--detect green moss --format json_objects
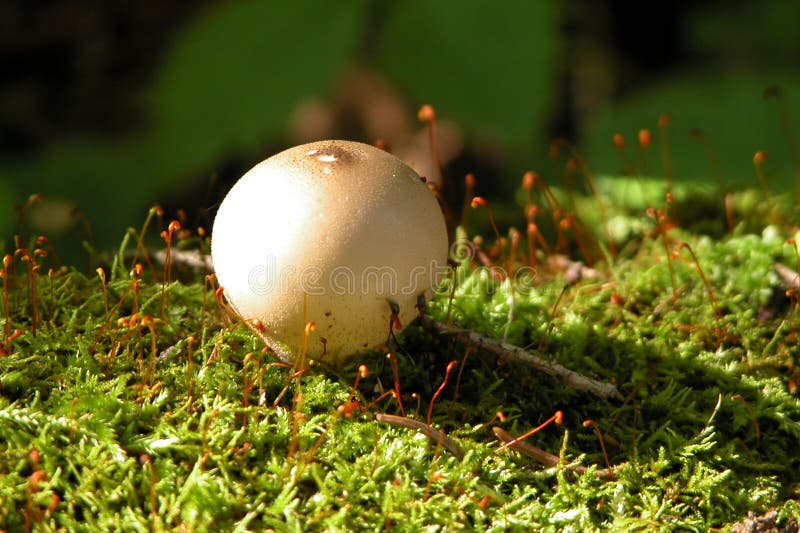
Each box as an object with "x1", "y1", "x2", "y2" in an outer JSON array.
[{"x1": 1, "y1": 186, "x2": 799, "y2": 531}]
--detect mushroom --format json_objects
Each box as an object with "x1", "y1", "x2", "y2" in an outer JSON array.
[{"x1": 211, "y1": 140, "x2": 449, "y2": 368}]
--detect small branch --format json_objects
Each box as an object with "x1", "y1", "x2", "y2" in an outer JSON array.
[
  {"x1": 493, "y1": 427, "x2": 613, "y2": 481},
  {"x1": 152, "y1": 249, "x2": 213, "y2": 272},
  {"x1": 376, "y1": 413, "x2": 464, "y2": 460},
  {"x1": 426, "y1": 319, "x2": 622, "y2": 401},
  {"x1": 775, "y1": 262, "x2": 800, "y2": 290}
]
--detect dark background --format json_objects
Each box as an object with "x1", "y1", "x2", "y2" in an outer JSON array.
[{"x1": 1, "y1": 0, "x2": 798, "y2": 259}]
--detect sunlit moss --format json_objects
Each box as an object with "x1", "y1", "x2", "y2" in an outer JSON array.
[{"x1": 1, "y1": 188, "x2": 799, "y2": 530}]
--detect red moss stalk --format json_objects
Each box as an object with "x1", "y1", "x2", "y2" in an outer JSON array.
[
  {"x1": 387, "y1": 352, "x2": 406, "y2": 416},
  {"x1": 583, "y1": 419, "x2": 614, "y2": 478},
  {"x1": 752, "y1": 151, "x2": 774, "y2": 212},
  {"x1": 500, "y1": 410, "x2": 563, "y2": 449},
  {"x1": 427, "y1": 360, "x2": 458, "y2": 425},
  {"x1": 672, "y1": 241, "x2": 726, "y2": 347},
  {"x1": 731, "y1": 394, "x2": 761, "y2": 447},
  {"x1": 647, "y1": 207, "x2": 678, "y2": 298}
]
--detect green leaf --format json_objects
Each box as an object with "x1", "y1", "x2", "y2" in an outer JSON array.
[
  {"x1": 149, "y1": 0, "x2": 367, "y2": 169},
  {"x1": 580, "y1": 72, "x2": 800, "y2": 190},
  {"x1": 377, "y1": 0, "x2": 561, "y2": 156},
  {"x1": 686, "y1": 0, "x2": 800, "y2": 63},
  {"x1": 0, "y1": 0, "x2": 367, "y2": 254}
]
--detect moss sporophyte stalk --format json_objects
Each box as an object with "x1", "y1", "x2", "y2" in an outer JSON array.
[{"x1": 1, "y1": 103, "x2": 800, "y2": 531}]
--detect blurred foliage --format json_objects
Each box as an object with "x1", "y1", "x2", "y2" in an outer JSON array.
[
  {"x1": 376, "y1": 0, "x2": 559, "y2": 153},
  {"x1": 582, "y1": 0, "x2": 800, "y2": 191},
  {"x1": 2, "y1": 0, "x2": 800, "y2": 258},
  {"x1": 581, "y1": 74, "x2": 800, "y2": 190},
  {"x1": 0, "y1": 0, "x2": 368, "y2": 253},
  {"x1": 148, "y1": 0, "x2": 367, "y2": 174},
  {"x1": 0, "y1": 0, "x2": 561, "y2": 256},
  {"x1": 685, "y1": 0, "x2": 800, "y2": 65}
]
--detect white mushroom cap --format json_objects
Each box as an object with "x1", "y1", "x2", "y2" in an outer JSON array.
[{"x1": 211, "y1": 140, "x2": 449, "y2": 367}]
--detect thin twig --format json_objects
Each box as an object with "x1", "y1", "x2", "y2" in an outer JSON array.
[
  {"x1": 775, "y1": 262, "x2": 800, "y2": 290},
  {"x1": 152, "y1": 249, "x2": 213, "y2": 272},
  {"x1": 492, "y1": 427, "x2": 613, "y2": 481},
  {"x1": 426, "y1": 319, "x2": 623, "y2": 401},
  {"x1": 376, "y1": 413, "x2": 464, "y2": 460}
]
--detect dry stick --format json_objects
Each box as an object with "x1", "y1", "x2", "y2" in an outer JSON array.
[
  {"x1": 492, "y1": 427, "x2": 614, "y2": 481},
  {"x1": 152, "y1": 248, "x2": 213, "y2": 272},
  {"x1": 426, "y1": 319, "x2": 622, "y2": 401},
  {"x1": 775, "y1": 262, "x2": 800, "y2": 290},
  {"x1": 375, "y1": 413, "x2": 464, "y2": 460}
]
